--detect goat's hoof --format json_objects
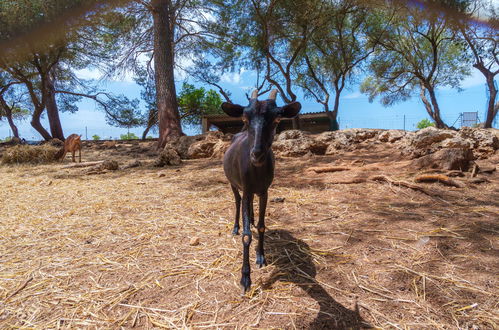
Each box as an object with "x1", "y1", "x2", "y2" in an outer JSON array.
[
  {"x1": 256, "y1": 254, "x2": 267, "y2": 268},
  {"x1": 232, "y1": 228, "x2": 240, "y2": 235},
  {"x1": 240, "y1": 276, "x2": 251, "y2": 293}
]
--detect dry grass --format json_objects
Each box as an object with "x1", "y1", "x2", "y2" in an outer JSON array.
[
  {"x1": 0, "y1": 141, "x2": 497, "y2": 329},
  {"x1": 1, "y1": 144, "x2": 60, "y2": 164}
]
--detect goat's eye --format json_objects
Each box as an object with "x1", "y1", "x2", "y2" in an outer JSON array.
[
  {"x1": 273, "y1": 117, "x2": 281, "y2": 124},
  {"x1": 242, "y1": 117, "x2": 249, "y2": 124}
]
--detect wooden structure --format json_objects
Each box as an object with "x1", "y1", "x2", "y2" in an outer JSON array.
[{"x1": 202, "y1": 112, "x2": 332, "y2": 134}]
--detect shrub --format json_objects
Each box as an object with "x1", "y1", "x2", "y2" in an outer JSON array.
[
  {"x1": 92, "y1": 134, "x2": 101, "y2": 140},
  {"x1": 416, "y1": 119, "x2": 435, "y2": 129},
  {"x1": 120, "y1": 132, "x2": 139, "y2": 140},
  {"x1": 1, "y1": 144, "x2": 60, "y2": 164}
]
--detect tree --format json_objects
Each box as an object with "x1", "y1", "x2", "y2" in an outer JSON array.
[
  {"x1": 177, "y1": 82, "x2": 223, "y2": 126},
  {"x1": 205, "y1": 0, "x2": 330, "y2": 128},
  {"x1": 0, "y1": 73, "x2": 29, "y2": 138},
  {"x1": 100, "y1": 0, "x2": 214, "y2": 148},
  {"x1": 295, "y1": 0, "x2": 386, "y2": 130},
  {"x1": 0, "y1": 0, "x2": 135, "y2": 141},
  {"x1": 361, "y1": 1, "x2": 471, "y2": 128},
  {"x1": 135, "y1": 78, "x2": 223, "y2": 134},
  {"x1": 455, "y1": 0, "x2": 498, "y2": 128}
]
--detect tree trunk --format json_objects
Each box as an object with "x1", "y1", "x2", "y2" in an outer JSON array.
[
  {"x1": 44, "y1": 71, "x2": 65, "y2": 140},
  {"x1": 141, "y1": 108, "x2": 157, "y2": 139},
  {"x1": 151, "y1": 0, "x2": 183, "y2": 149},
  {"x1": 483, "y1": 73, "x2": 498, "y2": 128},
  {"x1": 0, "y1": 97, "x2": 20, "y2": 138},
  {"x1": 31, "y1": 106, "x2": 52, "y2": 141},
  {"x1": 420, "y1": 84, "x2": 448, "y2": 129},
  {"x1": 328, "y1": 91, "x2": 341, "y2": 131}
]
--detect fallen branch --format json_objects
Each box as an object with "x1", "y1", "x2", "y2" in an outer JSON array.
[
  {"x1": 309, "y1": 166, "x2": 351, "y2": 174},
  {"x1": 370, "y1": 175, "x2": 439, "y2": 197},
  {"x1": 62, "y1": 161, "x2": 104, "y2": 169},
  {"x1": 414, "y1": 174, "x2": 465, "y2": 188}
]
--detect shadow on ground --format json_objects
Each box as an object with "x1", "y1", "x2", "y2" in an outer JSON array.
[{"x1": 263, "y1": 229, "x2": 370, "y2": 329}]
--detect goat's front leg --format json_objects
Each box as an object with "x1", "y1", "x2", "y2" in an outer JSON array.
[
  {"x1": 249, "y1": 193, "x2": 255, "y2": 227},
  {"x1": 72, "y1": 150, "x2": 76, "y2": 162},
  {"x1": 256, "y1": 191, "x2": 268, "y2": 268},
  {"x1": 78, "y1": 148, "x2": 81, "y2": 163},
  {"x1": 231, "y1": 185, "x2": 241, "y2": 235},
  {"x1": 240, "y1": 191, "x2": 253, "y2": 292}
]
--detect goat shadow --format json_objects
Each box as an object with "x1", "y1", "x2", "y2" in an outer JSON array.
[{"x1": 262, "y1": 229, "x2": 369, "y2": 329}]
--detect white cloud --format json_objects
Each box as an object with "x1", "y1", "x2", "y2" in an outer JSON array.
[
  {"x1": 221, "y1": 69, "x2": 247, "y2": 85},
  {"x1": 75, "y1": 68, "x2": 103, "y2": 80},
  {"x1": 342, "y1": 91, "x2": 363, "y2": 99}
]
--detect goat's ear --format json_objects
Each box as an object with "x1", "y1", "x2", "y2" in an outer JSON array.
[
  {"x1": 221, "y1": 102, "x2": 244, "y2": 117},
  {"x1": 279, "y1": 102, "x2": 301, "y2": 118}
]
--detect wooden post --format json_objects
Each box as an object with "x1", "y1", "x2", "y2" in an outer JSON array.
[{"x1": 202, "y1": 117, "x2": 210, "y2": 133}]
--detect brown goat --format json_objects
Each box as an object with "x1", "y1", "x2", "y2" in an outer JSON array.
[{"x1": 58, "y1": 134, "x2": 82, "y2": 162}]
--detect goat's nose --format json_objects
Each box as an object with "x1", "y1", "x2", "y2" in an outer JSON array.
[{"x1": 251, "y1": 149, "x2": 265, "y2": 162}]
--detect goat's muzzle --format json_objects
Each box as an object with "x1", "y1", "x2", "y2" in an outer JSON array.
[{"x1": 250, "y1": 149, "x2": 265, "y2": 166}]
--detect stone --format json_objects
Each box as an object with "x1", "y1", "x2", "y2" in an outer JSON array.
[
  {"x1": 189, "y1": 237, "x2": 200, "y2": 246},
  {"x1": 101, "y1": 160, "x2": 119, "y2": 170},
  {"x1": 412, "y1": 148, "x2": 474, "y2": 171},
  {"x1": 211, "y1": 140, "x2": 231, "y2": 159},
  {"x1": 155, "y1": 147, "x2": 182, "y2": 166},
  {"x1": 187, "y1": 139, "x2": 218, "y2": 159}
]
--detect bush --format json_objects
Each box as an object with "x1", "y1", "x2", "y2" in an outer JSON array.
[
  {"x1": 120, "y1": 132, "x2": 139, "y2": 140},
  {"x1": 1, "y1": 144, "x2": 60, "y2": 164},
  {"x1": 92, "y1": 134, "x2": 100, "y2": 140},
  {"x1": 0, "y1": 137, "x2": 12, "y2": 143},
  {"x1": 416, "y1": 119, "x2": 435, "y2": 129}
]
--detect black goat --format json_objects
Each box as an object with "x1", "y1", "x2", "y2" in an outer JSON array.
[{"x1": 221, "y1": 89, "x2": 301, "y2": 293}]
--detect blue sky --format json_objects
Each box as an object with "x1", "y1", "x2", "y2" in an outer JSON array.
[{"x1": 0, "y1": 65, "x2": 496, "y2": 140}]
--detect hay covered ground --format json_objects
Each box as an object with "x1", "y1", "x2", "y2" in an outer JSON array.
[{"x1": 0, "y1": 140, "x2": 498, "y2": 329}]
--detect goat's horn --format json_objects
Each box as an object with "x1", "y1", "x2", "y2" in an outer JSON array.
[
  {"x1": 268, "y1": 89, "x2": 278, "y2": 100},
  {"x1": 251, "y1": 89, "x2": 259, "y2": 99}
]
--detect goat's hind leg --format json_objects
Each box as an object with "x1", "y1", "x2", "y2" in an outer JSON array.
[
  {"x1": 231, "y1": 185, "x2": 241, "y2": 235},
  {"x1": 256, "y1": 191, "x2": 268, "y2": 268}
]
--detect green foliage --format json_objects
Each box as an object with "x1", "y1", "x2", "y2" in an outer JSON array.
[
  {"x1": 178, "y1": 82, "x2": 223, "y2": 126},
  {"x1": 0, "y1": 136, "x2": 12, "y2": 143},
  {"x1": 146, "y1": 136, "x2": 154, "y2": 139},
  {"x1": 360, "y1": 3, "x2": 470, "y2": 106},
  {"x1": 416, "y1": 119, "x2": 436, "y2": 129},
  {"x1": 120, "y1": 132, "x2": 139, "y2": 140},
  {"x1": 92, "y1": 134, "x2": 100, "y2": 140}
]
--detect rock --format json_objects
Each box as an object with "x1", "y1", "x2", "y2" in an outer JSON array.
[
  {"x1": 187, "y1": 139, "x2": 218, "y2": 159},
  {"x1": 211, "y1": 140, "x2": 231, "y2": 159},
  {"x1": 102, "y1": 141, "x2": 117, "y2": 149},
  {"x1": 158, "y1": 172, "x2": 166, "y2": 177},
  {"x1": 205, "y1": 131, "x2": 225, "y2": 140},
  {"x1": 412, "y1": 148, "x2": 474, "y2": 171},
  {"x1": 123, "y1": 160, "x2": 142, "y2": 169},
  {"x1": 189, "y1": 237, "x2": 200, "y2": 246},
  {"x1": 271, "y1": 197, "x2": 285, "y2": 203},
  {"x1": 155, "y1": 147, "x2": 182, "y2": 166},
  {"x1": 440, "y1": 137, "x2": 474, "y2": 149},
  {"x1": 410, "y1": 127, "x2": 456, "y2": 148},
  {"x1": 458, "y1": 127, "x2": 499, "y2": 157},
  {"x1": 273, "y1": 130, "x2": 327, "y2": 156},
  {"x1": 101, "y1": 160, "x2": 119, "y2": 171},
  {"x1": 378, "y1": 130, "x2": 406, "y2": 143}
]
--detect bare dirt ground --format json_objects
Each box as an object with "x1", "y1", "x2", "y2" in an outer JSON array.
[{"x1": 0, "y1": 140, "x2": 498, "y2": 329}]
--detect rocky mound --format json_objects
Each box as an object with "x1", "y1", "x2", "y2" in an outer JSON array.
[{"x1": 160, "y1": 127, "x2": 498, "y2": 171}]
